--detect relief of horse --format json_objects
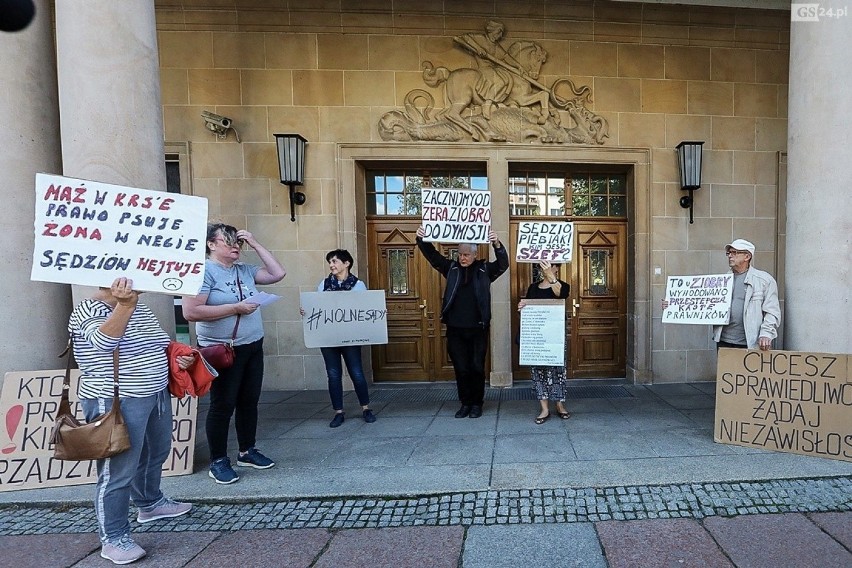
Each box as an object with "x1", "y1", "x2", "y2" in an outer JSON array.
[{"x1": 422, "y1": 41, "x2": 549, "y2": 140}]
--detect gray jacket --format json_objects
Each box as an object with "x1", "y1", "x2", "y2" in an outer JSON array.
[{"x1": 713, "y1": 266, "x2": 781, "y2": 348}]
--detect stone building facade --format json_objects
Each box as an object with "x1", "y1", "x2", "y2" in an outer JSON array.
[{"x1": 2, "y1": 0, "x2": 849, "y2": 389}]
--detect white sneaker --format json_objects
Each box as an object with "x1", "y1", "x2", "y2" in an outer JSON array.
[
  {"x1": 137, "y1": 497, "x2": 192, "y2": 523},
  {"x1": 101, "y1": 534, "x2": 146, "y2": 565}
]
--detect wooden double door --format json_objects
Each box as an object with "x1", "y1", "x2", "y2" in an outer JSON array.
[
  {"x1": 510, "y1": 220, "x2": 627, "y2": 378},
  {"x1": 367, "y1": 218, "x2": 627, "y2": 381}
]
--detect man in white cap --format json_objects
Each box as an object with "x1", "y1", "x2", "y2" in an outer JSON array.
[{"x1": 713, "y1": 238, "x2": 781, "y2": 351}]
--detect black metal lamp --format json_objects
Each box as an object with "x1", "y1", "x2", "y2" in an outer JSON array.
[
  {"x1": 274, "y1": 133, "x2": 307, "y2": 222},
  {"x1": 676, "y1": 141, "x2": 704, "y2": 224}
]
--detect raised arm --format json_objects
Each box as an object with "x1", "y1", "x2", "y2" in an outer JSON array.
[{"x1": 239, "y1": 230, "x2": 286, "y2": 284}]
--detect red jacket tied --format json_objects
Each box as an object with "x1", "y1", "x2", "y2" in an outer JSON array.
[{"x1": 167, "y1": 341, "x2": 217, "y2": 398}]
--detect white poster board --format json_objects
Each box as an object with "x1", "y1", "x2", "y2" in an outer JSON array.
[
  {"x1": 301, "y1": 290, "x2": 389, "y2": 348},
  {"x1": 31, "y1": 173, "x2": 209, "y2": 295},
  {"x1": 715, "y1": 348, "x2": 851, "y2": 463},
  {"x1": 515, "y1": 221, "x2": 574, "y2": 263},
  {"x1": 0, "y1": 369, "x2": 196, "y2": 491},
  {"x1": 519, "y1": 299, "x2": 566, "y2": 367},
  {"x1": 662, "y1": 273, "x2": 733, "y2": 325},
  {"x1": 420, "y1": 188, "x2": 491, "y2": 243}
]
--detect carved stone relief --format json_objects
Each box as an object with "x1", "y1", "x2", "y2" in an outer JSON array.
[{"x1": 378, "y1": 20, "x2": 609, "y2": 145}]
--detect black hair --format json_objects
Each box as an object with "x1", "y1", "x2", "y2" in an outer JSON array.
[
  {"x1": 205, "y1": 222, "x2": 242, "y2": 255},
  {"x1": 326, "y1": 248, "x2": 354, "y2": 269}
]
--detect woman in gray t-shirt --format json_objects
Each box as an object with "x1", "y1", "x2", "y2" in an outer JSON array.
[{"x1": 182, "y1": 223, "x2": 286, "y2": 484}]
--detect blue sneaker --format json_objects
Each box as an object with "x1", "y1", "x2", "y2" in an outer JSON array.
[
  {"x1": 209, "y1": 457, "x2": 240, "y2": 484},
  {"x1": 236, "y1": 447, "x2": 275, "y2": 469}
]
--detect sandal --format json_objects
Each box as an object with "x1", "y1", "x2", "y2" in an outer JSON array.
[
  {"x1": 556, "y1": 409, "x2": 571, "y2": 420},
  {"x1": 534, "y1": 413, "x2": 551, "y2": 425}
]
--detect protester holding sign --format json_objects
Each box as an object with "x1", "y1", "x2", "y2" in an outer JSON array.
[
  {"x1": 416, "y1": 225, "x2": 509, "y2": 419},
  {"x1": 714, "y1": 238, "x2": 781, "y2": 351},
  {"x1": 301, "y1": 249, "x2": 377, "y2": 428},
  {"x1": 518, "y1": 261, "x2": 571, "y2": 423},
  {"x1": 182, "y1": 223, "x2": 286, "y2": 485},
  {"x1": 68, "y1": 277, "x2": 192, "y2": 565}
]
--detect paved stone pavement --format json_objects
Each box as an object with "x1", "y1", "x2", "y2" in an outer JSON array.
[{"x1": 0, "y1": 383, "x2": 850, "y2": 566}]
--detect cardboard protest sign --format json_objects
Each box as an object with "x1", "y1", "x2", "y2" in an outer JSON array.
[
  {"x1": 662, "y1": 274, "x2": 733, "y2": 325},
  {"x1": 516, "y1": 221, "x2": 574, "y2": 263},
  {"x1": 420, "y1": 188, "x2": 491, "y2": 243},
  {"x1": 0, "y1": 370, "x2": 197, "y2": 491},
  {"x1": 519, "y1": 299, "x2": 566, "y2": 367},
  {"x1": 31, "y1": 173, "x2": 208, "y2": 295},
  {"x1": 714, "y1": 348, "x2": 852, "y2": 463},
  {"x1": 301, "y1": 290, "x2": 388, "y2": 348}
]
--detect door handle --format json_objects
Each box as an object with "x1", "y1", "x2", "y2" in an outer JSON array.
[
  {"x1": 419, "y1": 302, "x2": 427, "y2": 311},
  {"x1": 572, "y1": 300, "x2": 580, "y2": 317}
]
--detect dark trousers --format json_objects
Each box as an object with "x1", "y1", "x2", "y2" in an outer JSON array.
[
  {"x1": 717, "y1": 341, "x2": 748, "y2": 350},
  {"x1": 320, "y1": 345, "x2": 371, "y2": 411},
  {"x1": 206, "y1": 338, "x2": 264, "y2": 460},
  {"x1": 446, "y1": 326, "x2": 489, "y2": 406}
]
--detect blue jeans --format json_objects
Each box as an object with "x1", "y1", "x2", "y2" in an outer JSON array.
[
  {"x1": 320, "y1": 346, "x2": 370, "y2": 411},
  {"x1": 206, "y1": 338, "x2": 265, "y2": 461},
  {"x1": 81, "y1": 388, "x2": 172, "y2": 543}
]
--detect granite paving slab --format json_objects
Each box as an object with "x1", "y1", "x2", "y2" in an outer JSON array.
[
  {"x1": 0, "y1": 533, "x2": 99, "y2": 568},
  {"x1": 492, "y1": 432, "x2": 578, "y2": 463},
  {"x1": 704, "y1": 513, "x2": 852, "y2": 568},
  {"x1": 646, "y1": 427, "x2": 740, "y2": 457},
  {"x1": 405, "y1": 435, "x2": 495, "y2": 466},
  {"x1": 568, "y1": 430, "x2": 660, "y2": 460},
  {"x1": 809, "y1": 512, "x2": 852, "y2": 550},
  {"x1": 596, "y1": 518, "x2": 732, "y2": 567},
  {"x1": 313, "y1": 526, "x2": 464, "y2": 568},
  {"x1": 184, "y1": 529, "x2": 329, "y2": 568},
  {"x1": 320, "y1": 436, "x2": 421, "y2": 467},
  {"x1": 462, "y1": 523, "x2": 606, "y2": 568},
  {"x1": 620, "y1": 409, "x2": 698, "y2": 430}
]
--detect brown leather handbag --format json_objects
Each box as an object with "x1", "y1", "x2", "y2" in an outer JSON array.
[{"x1": 50, "y1": 341, "x2": 131, "y2": 461}]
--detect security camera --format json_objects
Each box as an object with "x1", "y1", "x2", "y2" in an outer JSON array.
[{"x1": 202, "y1": 110, "x2": 232, "y2": 130}]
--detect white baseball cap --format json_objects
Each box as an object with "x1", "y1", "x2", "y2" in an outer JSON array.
[{"x1": 725, "y1": 239, "x2": 755, "y2": 256}]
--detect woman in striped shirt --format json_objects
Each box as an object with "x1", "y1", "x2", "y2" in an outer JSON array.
[{"x1": 69, "y1": 277, "x2": 192, "y2": 565}]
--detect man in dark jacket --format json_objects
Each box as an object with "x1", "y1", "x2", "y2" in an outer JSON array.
[{"x1": 416, "y1": 226, "x2": 510, "y2": 418}]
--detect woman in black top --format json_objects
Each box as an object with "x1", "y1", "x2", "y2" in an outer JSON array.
[{"x1": 518, "y1": 261, "x2": 571, "y2": 424}]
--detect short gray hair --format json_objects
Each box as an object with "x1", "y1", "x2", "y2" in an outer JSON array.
[{"x1": 457, "y1": 243, "x2": 478, "y2": 254}]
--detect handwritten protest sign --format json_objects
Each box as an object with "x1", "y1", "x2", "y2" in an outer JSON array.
[
  {"x1": 516, "y1": 221, "x2": 574, "y2": 263},
  {"x1": 31, "y1": 173, "x2": 208, "y2": 295},
  {"x1": 662, "y1": 274, "x2": 733, "y2": 325},
  {"x1": 519, "y1": 299, "x2": 566, "y2": 367},
  {"x1": 421, "y1": 188, "x2": 491, "y2": 243},
  {"x1": 0, "y1": 370, "x2": 196, "y2": 491},
  {"x1": 715, "y1": 349, "x2": 851, "y2": 463},
  {"x1": 301, "y1": 290, "x2": 388, "y2": 348}
]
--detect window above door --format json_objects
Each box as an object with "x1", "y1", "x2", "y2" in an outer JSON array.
[
  {"x1": 367, "y1": 167, "x2": 487, "y2": 216},
  {"x1": 509, "y1": 167, "x2": 628, "y2": 218}
]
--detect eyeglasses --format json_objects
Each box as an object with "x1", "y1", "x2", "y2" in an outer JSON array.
[
  {"x1": 214, "y1": 237, "x2": 243, "y2": 248},
  {"x1": 726, "y1": 249, "x2": 748, "y2": 256}
]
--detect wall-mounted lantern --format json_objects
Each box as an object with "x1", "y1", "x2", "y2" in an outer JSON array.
[
  {"x1": 676, "y1": 141, "x2": 704, "y2": 224},
  {"x1": 274, "y1": 133, "x2": 307, "y2": 222}
]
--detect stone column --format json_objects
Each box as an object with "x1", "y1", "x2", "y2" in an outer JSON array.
[
  {"x1": 785, "y1": 4, "x2": 852, "y2": 353},
  {"x1": 0, "y1": 0, "x2": 71, "y2": 374},
  {"x1": 54, "y1": 0, "x2": 174, "y2": 331}
]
